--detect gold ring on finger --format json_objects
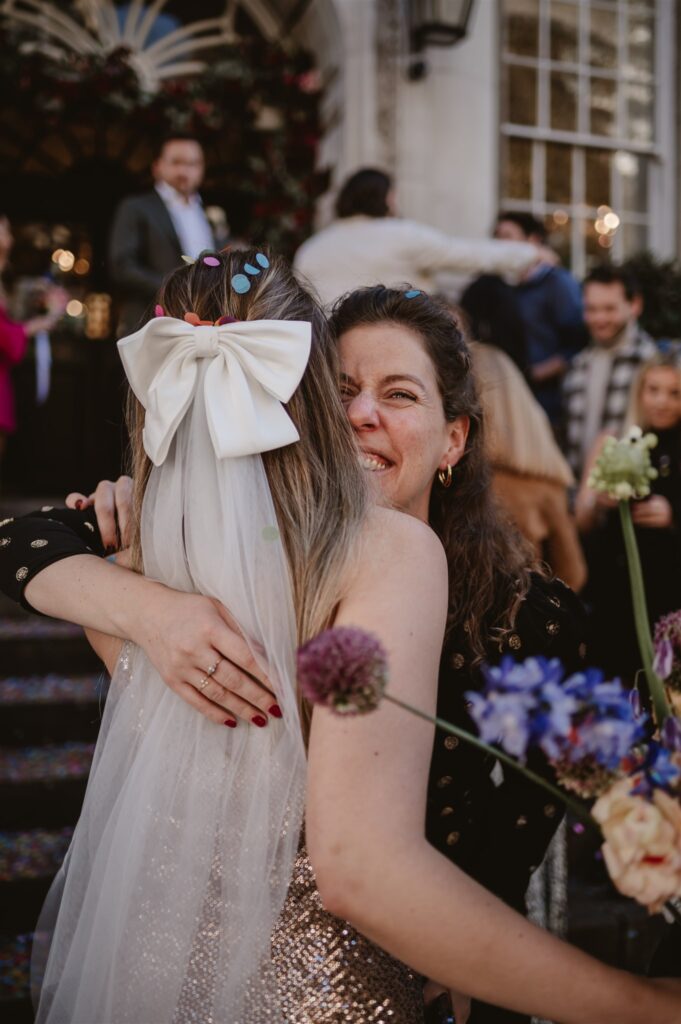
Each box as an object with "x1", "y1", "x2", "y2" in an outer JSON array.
[
  {"x1": 205, "y1": 658, "x2": 222, "y2": 678},
  {"x1": 198, "y1": 674, "x2": 212, "y2": 691}
]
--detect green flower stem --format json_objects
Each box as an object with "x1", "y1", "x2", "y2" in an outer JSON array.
[
  {"x1": 618, "y1": 501, "x2": 672, "y2": 726},
  {"x1": 384, "y1": 693, "x2": 594, "y2": 825}
]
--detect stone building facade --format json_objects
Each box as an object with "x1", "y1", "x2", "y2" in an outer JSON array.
[{"x1": 276, "y1": 0, "x2": 678, "y2": 274}]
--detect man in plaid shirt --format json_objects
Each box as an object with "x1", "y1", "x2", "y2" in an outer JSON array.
[{"x1": 562, "y1": 266, "x2": 656, "y2": 479}]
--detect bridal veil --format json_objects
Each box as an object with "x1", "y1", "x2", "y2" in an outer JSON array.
[{"x1": 32, "y1": 317, "x2": 311, "y2": 1022}]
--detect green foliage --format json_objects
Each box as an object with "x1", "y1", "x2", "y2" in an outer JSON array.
[
  {"x1": 0, "y1": 27, "x2": 324, "y2": 254},
  {"x1": 622, "y1": 251, "x2": 681, "y2": 341}
]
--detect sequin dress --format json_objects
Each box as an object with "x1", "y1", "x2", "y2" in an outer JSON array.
[
  {"x1": 168, "y1": 818, "x2": 425, "y2": 1023},
  {"x1": 268, "y1": 847, "x2": 425, "y2": 1024}
]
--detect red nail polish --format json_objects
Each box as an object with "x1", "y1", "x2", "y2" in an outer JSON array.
[
  {"x1": 252, "y1": 715, "x2": 267, "y2": 728},
  {"x1": 224, "y1": 718, "x2": 237, "y2": 728},
  {"x1": 75, "y1": 499, "x2": 83, "y2": 510},
  {"x1": 268, "y1": 704, "x2": 283, "y2": 719}
]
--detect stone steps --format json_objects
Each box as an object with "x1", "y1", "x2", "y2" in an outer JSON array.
[
  {"x1": 0, "y1": 677, "x2": 106, "y2": 748},
  {"x1": 0, "y1": 828, "x2": 73, "y2": 940},
  {"x1": 0, "y1": 607, "x2": 102, "y2": 1017},
  {"x1": 0, "y1": 619, "x2": 101, "y2": 677}
]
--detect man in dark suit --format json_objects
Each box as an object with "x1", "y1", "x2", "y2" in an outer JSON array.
[{"x1": 109, "y1": 135, "x2": 216, "y2": 335}]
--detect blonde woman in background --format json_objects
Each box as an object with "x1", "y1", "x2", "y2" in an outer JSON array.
[
  {"x1": 467, "y1": 331, "x2": 586, "y2": 593},
  {"x1": 576, "y1": 348, "x2": 681, "y2": 681}
]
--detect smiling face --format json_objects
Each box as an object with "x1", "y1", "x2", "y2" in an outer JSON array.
[
  {"x1": 583, "y1": 281, "x2": 643, "y2": 347},
  {"x1": 639, "y1": 365, "x2": 681, "y2": 432},
  {"x1": 338, "y1": 322, "x2": 469, "y2": 522}
]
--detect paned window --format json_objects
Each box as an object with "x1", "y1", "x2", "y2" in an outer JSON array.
[{"x1": 499, "y1": 0, "x2": 673, "y2": 276}]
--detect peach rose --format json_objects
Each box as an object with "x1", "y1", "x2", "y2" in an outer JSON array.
[{"x1": 593, "y1": 775, "x2": 681, "y2": 913}]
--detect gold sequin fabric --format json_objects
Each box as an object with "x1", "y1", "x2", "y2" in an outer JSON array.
[{"x1": 268, "y1": 847, "x2": 425, "y2": 1023}]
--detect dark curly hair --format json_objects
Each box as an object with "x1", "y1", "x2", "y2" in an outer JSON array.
[{"x1": 329, "y1": 285, "x2": 535, "y2": 663}]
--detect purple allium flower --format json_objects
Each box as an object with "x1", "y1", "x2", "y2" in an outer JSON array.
[
  {"x1": 653, "y1": 610, "x2": 681, "y2": 692},
  {"x1": 297, "y1": 626, "x2": 388, "y2": 715}
]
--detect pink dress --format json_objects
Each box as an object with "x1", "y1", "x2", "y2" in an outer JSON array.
[{"x1": 0, "y1": 306, "x2": 28, "y2": 433}]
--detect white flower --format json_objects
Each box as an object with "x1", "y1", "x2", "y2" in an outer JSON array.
[
  {"x1": 588, "y1": 429, "x2": 659, "y2": 502},
  {"x1": 593, "y1": 776, "x2": 681, "y2": 913}
]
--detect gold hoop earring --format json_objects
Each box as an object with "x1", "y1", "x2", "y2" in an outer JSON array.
[{"x1": 438, "y1": 465, "x2": 453, "y2": 489}]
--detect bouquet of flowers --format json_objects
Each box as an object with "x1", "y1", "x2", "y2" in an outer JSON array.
[{"x1": 297, "y1": 426, "x2": 681, "y2": 920}]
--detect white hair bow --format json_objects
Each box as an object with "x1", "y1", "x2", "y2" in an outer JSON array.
[{"x1": 117, "y1": 317, "x2": 312, "y2": 465}]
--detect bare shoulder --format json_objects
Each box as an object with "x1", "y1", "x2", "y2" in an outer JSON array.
[
  {"x1": 369, "y1": 503, "x2": 443, "y2": 547},
  {"x1": 356, "y1": 506, "x2": 447, "y2": 586},
  {"x1": 334, "y1": 505, "x2": 449, "y2": 695}
]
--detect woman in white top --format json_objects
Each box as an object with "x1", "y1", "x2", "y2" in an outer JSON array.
[{"x1": 294, "y1": 168, "x2": 542, "y2": 306}]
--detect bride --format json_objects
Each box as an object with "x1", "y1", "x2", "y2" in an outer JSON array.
[{"x1": 2, "y1": 250, "x2": 679, "y2": 1023}]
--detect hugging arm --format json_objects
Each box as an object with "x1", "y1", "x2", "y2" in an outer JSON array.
[
  {"x1": 307, "y1": 508, "x2": 680, "y2": 1024},
  {"x1": 0, "y1": 508, "x2": 280, "y2": 726}
]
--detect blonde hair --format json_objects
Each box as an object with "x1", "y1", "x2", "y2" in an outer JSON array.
[
  {"x1": 470, "y1": 342, "x2": 574, "y2": 488},
  {"x1": 126, "y1": 249, "x2": 369, "y2": 645},
  {"x1": 624, "y1": 349, "x2": 681, "y2": 432}
]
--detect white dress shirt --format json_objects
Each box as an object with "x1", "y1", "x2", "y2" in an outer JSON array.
[
  {"x1": 293, "y1": 215, "x2": 536, "y2": 307},
  {"x1": 156, "y1": 181, "x2": 214, "y2": 258}
]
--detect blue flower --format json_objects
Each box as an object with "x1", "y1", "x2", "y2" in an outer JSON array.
[
  {"x1": 468, "y1": 656, "x2": 649, "y2": 774},
  {"x1": 481, "y1": 656, "x2": 564, "y2": 695},
  {"x1": 534, "y1": 681, "x2": 579, "y2": 758},
  {"x1": 569, "y1": 716, "x2": 644, "y2": 771},
  {"x1": 468, "y1": 657, "x2": 577, "y2": 762},
  {"x1": 630, "y1": 741, "x2": 681, "y2": 797},
  {"x1": 562, "y1": 667, "x2": 606, "y2": 701},
  {"x1": 466, "y1": 690, "x2": 534, "y2": 759}
]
